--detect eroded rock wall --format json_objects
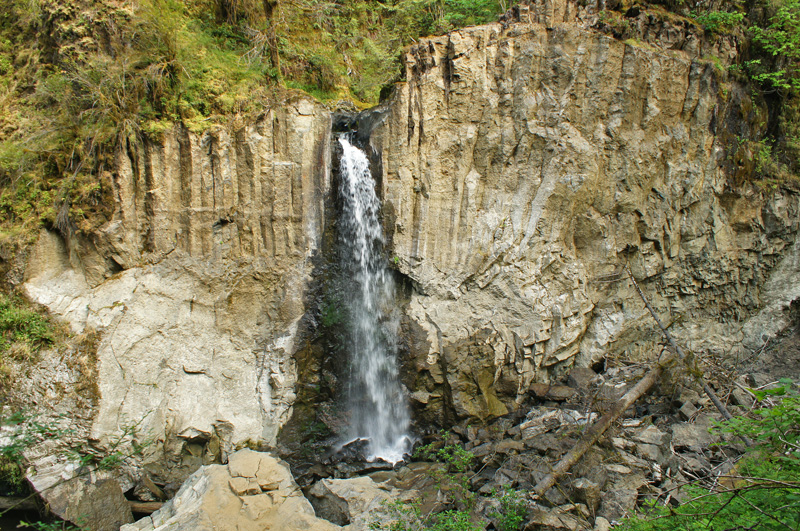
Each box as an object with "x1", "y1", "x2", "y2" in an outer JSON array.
[
  {"x1": 17, "y1": 0, "x2": 800, "y2": 488},
  {"x1": 370, "y1": 1, "x2": 800, "y2": 421},
  {"x1": 22, "y1": 99, "x2": 331, "y2": 482}
]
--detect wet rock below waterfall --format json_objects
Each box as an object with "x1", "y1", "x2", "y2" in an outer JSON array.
[
  {"x1": 118, "y1": 365, "x2": 757, "y2": 531},
  {"x1": 308, "y1": 476, "x2": 416, "y2": 528}
]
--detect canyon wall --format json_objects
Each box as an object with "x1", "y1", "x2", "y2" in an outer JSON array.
[
  {"x1": 22, "y1": 99, "x2": 331, "y2": 482},
  {"x1": 17, "y1": 0, "x2": 800, "y2": 488},
  {"x1": 370, "y1": 1, "x2": 800, "y2": 421}
]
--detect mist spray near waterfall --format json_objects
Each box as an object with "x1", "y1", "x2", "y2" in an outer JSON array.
[{"x1": 337, "y1": 135, "x2": 410, "y2": 463}]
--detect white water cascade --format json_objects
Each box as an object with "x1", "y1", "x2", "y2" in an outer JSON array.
[{"x1": 337, "y1": 135, "x2": 410, "y2": 463}]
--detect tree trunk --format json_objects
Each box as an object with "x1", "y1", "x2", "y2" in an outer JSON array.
[
  {"x1": 263, "y1": 0, "x2": 281, "y2": 76},
  {"x1": 533, "y1": 354, "x2": 674, "y2": 497}
]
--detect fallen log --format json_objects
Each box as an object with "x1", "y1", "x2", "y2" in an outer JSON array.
[
  {"x1": 533, "y1": 352, "x2": 675, "y2": 497},
  {"x1": 0, "y1": 496, "x2": 38, "y2": 511},
  {"x1": 129, "y1": 501, "x2": 163, "y2": 514}
]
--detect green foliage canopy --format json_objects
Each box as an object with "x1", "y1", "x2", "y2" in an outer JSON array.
[{"x1": 750, "y1": 0, "x2": 800, "y2": 94}]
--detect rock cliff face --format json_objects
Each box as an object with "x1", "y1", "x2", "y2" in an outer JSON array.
[
  {"x1": 18, "y1": 0, "x2": 800, "y2": 491},
  {"x1": 368, "y1": 1, "x2": 800, "y2": 421},
  {"x1": 22, "y1": 100, "x2": 331, "y2": 483}
]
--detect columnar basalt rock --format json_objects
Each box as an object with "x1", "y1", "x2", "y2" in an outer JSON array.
[
  {"x1": 22, "y1": 100, "x2": 332, "y2": 487},
  {"x1": 369, "y1": 1, "x2": 800, "y2": 421},
  {"x1": 16, "y1": 1, "x2": 800, "y2": 512}
]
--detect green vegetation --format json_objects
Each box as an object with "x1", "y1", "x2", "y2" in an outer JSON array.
[
  {"x1": 0, "y1": 294, "x2": 54, "y2": 354},
  {"x1": 0, "y1": 411, "x2": 70, "y2": 463},
  {"x1": 0, "y1": 293, "x2": 55, "y2": 385},
  {"x1": 71, "y1": 418, "x2": 150, "y2": 470},
  {"x1": 748, "y1": 0, "x2": 800, "y2": 93},
  {"x1": 598, "y1": 9, "x2": 635, "y2": 39},
  {"x1": 414, "y1": 432, "x2": 478, "y2": 511},
  {"x1": 373, "y1": 433, "x2": 527, "y2": 531},
  {"x1": 0, "y1": 294, "x2": 58, "y2": 498},
  {"x1": 742, "y1": 0, "x2": 800, "y2": 183},
  {"x1": 375, "y1": 500, "x2": 482, "y2": 531},
  {"x1": 676, "y1": 0, "x2": 799, "y2": 185},
  {"x1": 488, "y1": 486, "x2": 528, "y2": 531},
  {"x1": 619, "y1": 379, "x2": 800, "y2": 531},
  {"x1": 0, "y1": 0, "x2": 798, "y2": 247},
  {"x1": 690, "y1": 9, "x2": 745, "y2": 34},
  {"x1": 18, "y1": 521, "x2": 85, "y2": 531},
  {"x1": 0, "y1": 411, "x2": 69, "y2": 501},
  {"x1": 0, "y1": 0, "x2": 509, "y2": 248}
]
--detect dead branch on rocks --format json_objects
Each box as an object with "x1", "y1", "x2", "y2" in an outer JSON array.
[
  {"x1": 625, "y1": 267, "x2": 735, "y2": 421},
  {"x1": 129, "y1": 501, "x2": 163, "y2": 514},
  {"x1": 533, "y1": 351, "x2": 676, "y2": 497},
  {"x1": 533, "y1": 265, "x2": 755, "y2": 498},
  {"x1": 624, "y1": 266, "x2": 753, "y2": 447},
  {"x1": 0, "y1": 496, "x2": 37, "y2": 511}
]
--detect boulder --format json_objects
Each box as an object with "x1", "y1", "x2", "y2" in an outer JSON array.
[
  {"x1": 524, "y1": 506, "x2": 586, "y2": 530},
  {"x1": 598, "y1": 489, "x2": 638, "y2": 522},
  {"x1": 25, "y1": 454, "x2": 134, "y2": 531},
  {"x1": 633, "y1": 425, "x2": 671, "y2": 447},
  {"x1": 529, "y1": 384, "x2": 577, "y2": 401},
  {"x1": 678, "y1": 401, "x2": 698, "y2": 421},
  {"x1": 593, "y1": 516, "x2": 612, "y2": 531},
  {"x1": 571, "y1": 478, "x2": 602, "y2": 512},
  {"x1": 308, "y1": 476, "x2": 407, "y2": 529},
  {"x1": 566, "y1": 368, "x2": 598, "y2": 390},
  {"x1": 71, "y1": 479, "x2": 134, "y2": 531},
  {"x1": 121, "y1": 449, "x2": 339, "y2": 531},
  {"x1": 495, "y1": 439, "x2": 525, "y2": 454},
  {"x1": 671, "y1": 423, "x2": 715, "y2": 450},
  {"x1": 634, "y1": 443, "x2": 663, "y2": 463}
]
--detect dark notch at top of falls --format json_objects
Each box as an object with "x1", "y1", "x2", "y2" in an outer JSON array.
[
  {"x1": 332, "y1": 104, "x2": 389, "y2": 150},
  {"x1": 331, "y1": 105, "x2": 390, "y2": 211}
]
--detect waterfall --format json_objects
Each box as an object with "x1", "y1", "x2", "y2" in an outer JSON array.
[{"x1": 337, "y1": 135, "x2": 410, "y2": 463}]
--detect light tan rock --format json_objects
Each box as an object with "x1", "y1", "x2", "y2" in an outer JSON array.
[
  {"x1": 308, "y1": 476, "x2": 408, "y2": 530},
  {"x1": 22, "y1": 100, "x2": 332, "y2": 485},
  {"x1": 121, "y1": 450, "x2": 340, "y2": 531},
  {"x1": 371, "y1": 0, "x2": 800, "y2": 421}
]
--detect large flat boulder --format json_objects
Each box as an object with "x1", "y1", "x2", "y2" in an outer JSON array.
[{"x1": 121, "y1": 449, "x2": 339, "y2": 531}]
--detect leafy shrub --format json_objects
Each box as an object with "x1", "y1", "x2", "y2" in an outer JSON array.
[
  {"x1": 691, "y1": 10, "x2": 745, "y2": 34},
  {"x1": 414, "y1": 433, "x2": 476, "y2": 510},
  {"x1": 0, "y1": 294, "x2": 53, "y2": 356},
  {"x1": 371, "y1": 433, "x2": 481, "y2": 531},
  {"x1": 415, "y1": 434, "x2": 475, "y2": 474},
  {"x1": 0, "y1": 454, "x2": 26, "y2": 496},
  {"x1": 618, "y1": 380, "x2": 800, "y2": 530},
  {"x1": 372, "y1": 500, "x2": 481, "y2": 531},
  {"x1": 598, "y1": 10, "x2": 635, "y2": 39},
  {"x1": 443, "y1": 0, "x2": 507, "y2": 28},
  {"x1": 489, "y1": 486, "x2": 528, "y2": 531},
  {"x1": 749, "y1": 0, "x2": 800, "y2": 94}
]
